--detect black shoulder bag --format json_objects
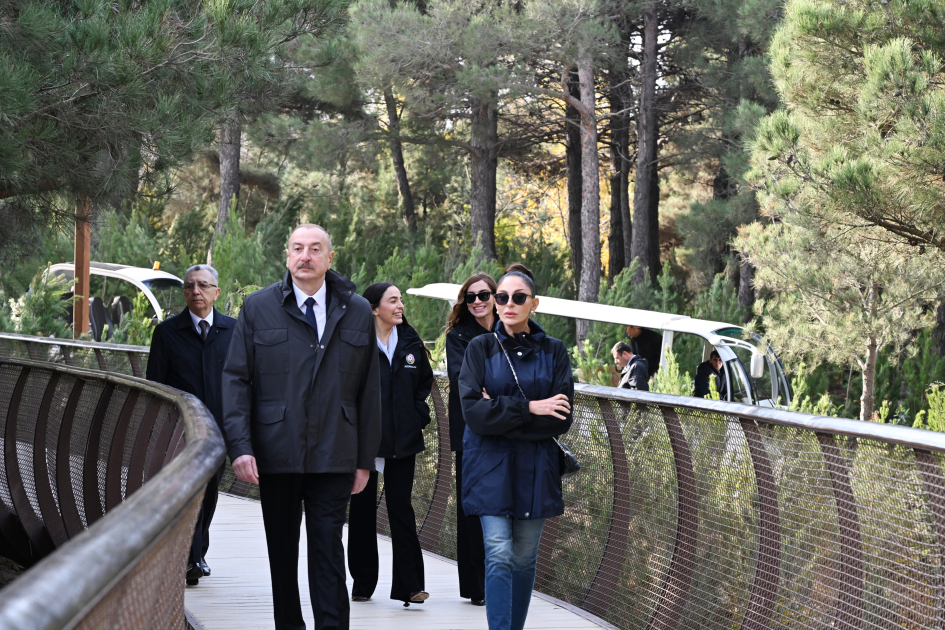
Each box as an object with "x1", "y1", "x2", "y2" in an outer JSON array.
[{"x1": 493, "y1": 333, "x2": 581, "y2": 479}]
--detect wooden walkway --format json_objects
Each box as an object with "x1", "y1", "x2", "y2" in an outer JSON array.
[{"x1": 185, "y1": 494, "x2": 607, "y2": 630}]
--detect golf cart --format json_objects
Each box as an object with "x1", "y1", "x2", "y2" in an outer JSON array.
[
  {"x1": 407, "y1": 283, "x2": 792, "y2": 408},
  {"x1": 48, "y1": 262, "x2": 184, "y2": 341}
]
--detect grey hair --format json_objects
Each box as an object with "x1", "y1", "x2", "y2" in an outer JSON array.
[
  {"x1": 287, "y1": 223, "x2": 332, "y2": 251},
  {"x1": 184, "y1": 264, "x2": 219, "y2": 285}
]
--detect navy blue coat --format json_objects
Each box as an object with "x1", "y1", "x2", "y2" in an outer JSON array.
[
  {"x1": 458, "y1": 320, "x2": 574, "y2": 520},
  {"x1": 146, "y1": 307, "x2": 236, "y2": 436}
]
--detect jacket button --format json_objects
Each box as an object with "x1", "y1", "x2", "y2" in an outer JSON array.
[
  {"x1": 320, "y1": 345, "x2": 324, "y2": 349},
  {"x1": 342, "y1": 304, "x2": 346, "y2": 309},
  {"x1": 517, "y1": 351, "x2": 522, "y2": 356},
  {"x1": 310, "y1": 345, "x2": 314, "y2": 348},
  {"x1": 524, "y1": 511, "x2": 530, "y2": 517}
]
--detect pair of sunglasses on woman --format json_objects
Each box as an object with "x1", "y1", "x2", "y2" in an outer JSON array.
[{"x1": 465, "y1": 291, "x2": 532, "y2": 306}]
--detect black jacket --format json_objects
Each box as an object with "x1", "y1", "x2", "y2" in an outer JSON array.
[
  {"x1": 458, "y1": 320, "x2": 574, "y2": 519},
  {"x1": 630, "y1": 327, "x2": 663, "y2": 377},
  {"x1": 694, "y1": 360, "x2": 726, "y2": 398},
  {"x1": 377, "y1": 323, "x2": 434, "y2": 459},
  {"x1": 445, "y1": 316, "x2": 493, "y2": 451},
  {"x1": 222, "y1": 270, "x2": 382, "y2": 474},
  {"x1": 617, "y1": 355, "x2": 649, "y2": 391},
  {"x1": 147, "y1": 307, "x2": 236, "y2": 434}
]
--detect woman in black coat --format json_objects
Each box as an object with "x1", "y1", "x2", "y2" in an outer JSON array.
[
  {"x1": 445, "y1": 271, "x2": 497, "y2": 606},
  {"x1": 347, "y1": 282, "x2": 434, "y2": 605}
]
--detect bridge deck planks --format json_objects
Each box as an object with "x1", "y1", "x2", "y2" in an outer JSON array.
[{"x1": 185, "y1": 494, "x2": 605, "y2": 630}]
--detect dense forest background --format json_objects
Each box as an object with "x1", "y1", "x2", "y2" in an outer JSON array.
[{"x1": 2, "y1": 0, "x2": 945, "y2": 424}]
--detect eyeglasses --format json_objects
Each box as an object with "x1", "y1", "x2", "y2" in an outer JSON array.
[
  {"x1": 183, "y1": 281, "x2": 218, "y2": 292},
  {"x1": 464, "y1": 290, "x2": 494, "y2": 304},
  {"x1": 494, "y1": 292, "x2": 532, "y2": 306}
]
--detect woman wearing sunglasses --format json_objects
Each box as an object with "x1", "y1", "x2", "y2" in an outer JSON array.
[
  {"x1": 347, "y1": 282, "x2": 433, "y2": 606},
  {"x1": 458, "y1": 265, "x2": 574, "y2": 630},
  {"x1": 445, "y1": 272, "x2": 498, "y2": 606}
]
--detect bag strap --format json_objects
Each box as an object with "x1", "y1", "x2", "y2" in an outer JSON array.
[{"x1": 493, "y1": 332, "x2": 568, "y2": 452}]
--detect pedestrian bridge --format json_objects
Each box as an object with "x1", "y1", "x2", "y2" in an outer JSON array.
[{"x1": 2, "y1": 332, "x2": 945, "y2": 630}]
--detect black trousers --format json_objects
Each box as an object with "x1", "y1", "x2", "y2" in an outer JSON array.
[
  {"x1": 347, "y1": 455, "x2": 425, "y2": 601},
  {"x1": 189, "y1": 462, "x2": 226, "y2": 566},
  {"x1": 455, "y1": 454, "x2": 485, "y2": 600},
  {"x1": 259, "y1": 472, "x2": 354, "y2": 630}
]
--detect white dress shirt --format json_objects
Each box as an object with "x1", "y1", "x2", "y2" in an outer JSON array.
[
  {"x1": 292, "y1": 280, "x2": 327, "y2": 341},
  {"x1": 189, "y1": 308, "x2": 214, "y2": 335},
  {"x1": 376, "y1": 326, "x2": 398, "y2": 365}
]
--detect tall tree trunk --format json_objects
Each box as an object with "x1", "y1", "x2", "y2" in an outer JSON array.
[
  {"x1": 384, "y1": 88, "x2": 417, "y2": 234},
  {"x1": 566, "y1": 70, "x2": 583, "y2": 287},
  {"x1": 608, "y1": 72, "x2": 631, "y2": 280},
  {"x1": 210, "y1": 113, "x2": 241, "y2": 264},
  {"x1": 860, "y1": 282, "x2": 880, "y2": 421},
  {"x1": 861, "y1": 334, "x2": 878, "y2": 422},
  {"x1": 575, "y1": 57, "x2": 601, "y2": 347},
  {"x1": 469, "y1": 98, "x2": 498, "y2": 261},
  {"x1": 738, "y1": 258, "x2": 754, "y2": 319},
  {"x1": 630, "y1": 6, "x2": 659, "y2": 285},
  {"x1": 647, "y1": 155, "x2": 660, "y2": 274},
  {"x1": 933, "y1": 301, "x2": 945, "y2": 358}
]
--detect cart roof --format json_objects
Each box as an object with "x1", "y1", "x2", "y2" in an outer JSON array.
[{"x1": 406, "y1": 283, "x2": 739, "y2": 338}]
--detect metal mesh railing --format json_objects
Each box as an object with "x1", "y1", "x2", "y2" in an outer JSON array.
[
  {"x1": 0, "y1": 350, "x2": 224, "y2": 630},
  {"x1": 7, "y1": 332, "x2": 945, "y2": 630}
]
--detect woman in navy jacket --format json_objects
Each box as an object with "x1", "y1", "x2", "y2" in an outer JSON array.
[
  {"x1": 445, "y1": 271, "x2": 497, "y2": 606},
  {"x1": 347, "y1": 282, "x2": 433, "y2": 605},
  {"x1": 458, "y1": 267, "x2": 574, "y2": 630}
]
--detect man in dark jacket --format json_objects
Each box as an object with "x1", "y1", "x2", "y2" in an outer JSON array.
[
  {"x1": 694, "y1": 350, "x2": 726, "y2": 398},
  {"x1": 222, "y1": 224, "x2": 381, "y2": 630},
  {"x1": 612, "y1": 341, "x2": 649, "y2": 391},
  {"x1": 146, "y1": 263, "x2": 235, "y2": 585},
  {"x1": 625, "y1": 325, "x2": 663, "y2": 378}
]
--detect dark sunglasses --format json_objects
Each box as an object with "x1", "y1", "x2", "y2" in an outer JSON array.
[
  {"x1": 494, "y1": 292, "x2": 532, "y2": 306},
  {"x1": 464, "y1": 291, "x2": 494, "y2": 304}
]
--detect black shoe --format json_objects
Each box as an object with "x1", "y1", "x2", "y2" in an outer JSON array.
[
  {"x1": 471, "y1": 598, "x2": 485, "y2": 606},
  {"x1": 198, "y1": 558, "x2": 211, "y2": 577},
  {"x1": 186, "y1": 563, "x2": 203, "y2": 585},
  {"x1": 352, "y1": 595, "x2": 370, "y2": 602}
]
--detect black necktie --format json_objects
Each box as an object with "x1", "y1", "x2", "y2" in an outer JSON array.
[
  {"x1": 304, "y1": 297, "x2": 320, "y2": 339},
  {"x1": 199, "y1": 320, "x2": 209, "y2": 342}
]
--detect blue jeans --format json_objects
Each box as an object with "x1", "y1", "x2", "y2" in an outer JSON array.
[{"x1": 480, "y1": 515, "x2": 546, "y2": 630}]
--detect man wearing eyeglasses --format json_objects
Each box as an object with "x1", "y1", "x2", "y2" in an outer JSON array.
[{"x1": 146, "y1": 264, "x2": 235, "y2": 586}]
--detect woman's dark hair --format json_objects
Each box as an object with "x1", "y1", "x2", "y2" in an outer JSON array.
[
  {"x1": 498, "y1": 263, "x2": 536, "y2": 296},
  {"x1": 446, "y1": 272, "x2": 498, "y2": 333},
  {"x1": 363, "y1": 281, "x2": 431, "y2": 359}
]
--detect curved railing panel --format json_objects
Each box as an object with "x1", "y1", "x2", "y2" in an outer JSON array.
[
  {"x1": 8, "y1": 333, "x2": 945, "y2": 630},
  {"x1": 0, "y1": 355, "x2": 224, "y2": 630}
]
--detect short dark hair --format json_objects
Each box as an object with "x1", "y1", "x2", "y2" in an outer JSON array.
[
  {"x1": 612, "y1": 341, "x2": 633, "y2": 355},
  {"x1": 710, "y1": 350, "x2": 721, "y2": 360}
]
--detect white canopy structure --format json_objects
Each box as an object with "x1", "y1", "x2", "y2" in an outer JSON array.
[
  {"x1": 407, "y1": 282, "x2": 792, "y2": 407},
  {"x1": 48, "y1": 262, "x2": 183, "y2": 322}
]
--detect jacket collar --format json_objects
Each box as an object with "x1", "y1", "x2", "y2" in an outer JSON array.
[
  {"x1": 496, "y1": 319, "x2": 546, "y2": 351},
  {"x1": 460, "y1": 314, "x2": 495, "y2": 337},
  {"x1": 279, "y1": 269, "x2": 355, "y2": 307},
  {"x1": 173, "y1": 307, "x2": 230, "y2": 330}
]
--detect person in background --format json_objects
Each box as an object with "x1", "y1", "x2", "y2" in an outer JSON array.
[
  {"x1": 624, "y1": 325, "x2": 662, "y2": 379},
  {"x1": 612, "y1": 341, "x2": 649, "y2": 391},
  {"x1": 347, "y1": 282, "x2": 433, "y2": 607},
  {"x1": 147, "y1": 264, "x2": 235, "y2": 586},
  {"x1": 444, "y1": 272, "x2": 497, "y2": 606},
  {"x1": 694, "y1": 350, "x2": 726, "y2": 398},
  {"x1": 459, "y1": 265, "x2": 574, "y2": 630},
  {"x1": 222, "y1": 224, "x2": 381, "y2": 630}
]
